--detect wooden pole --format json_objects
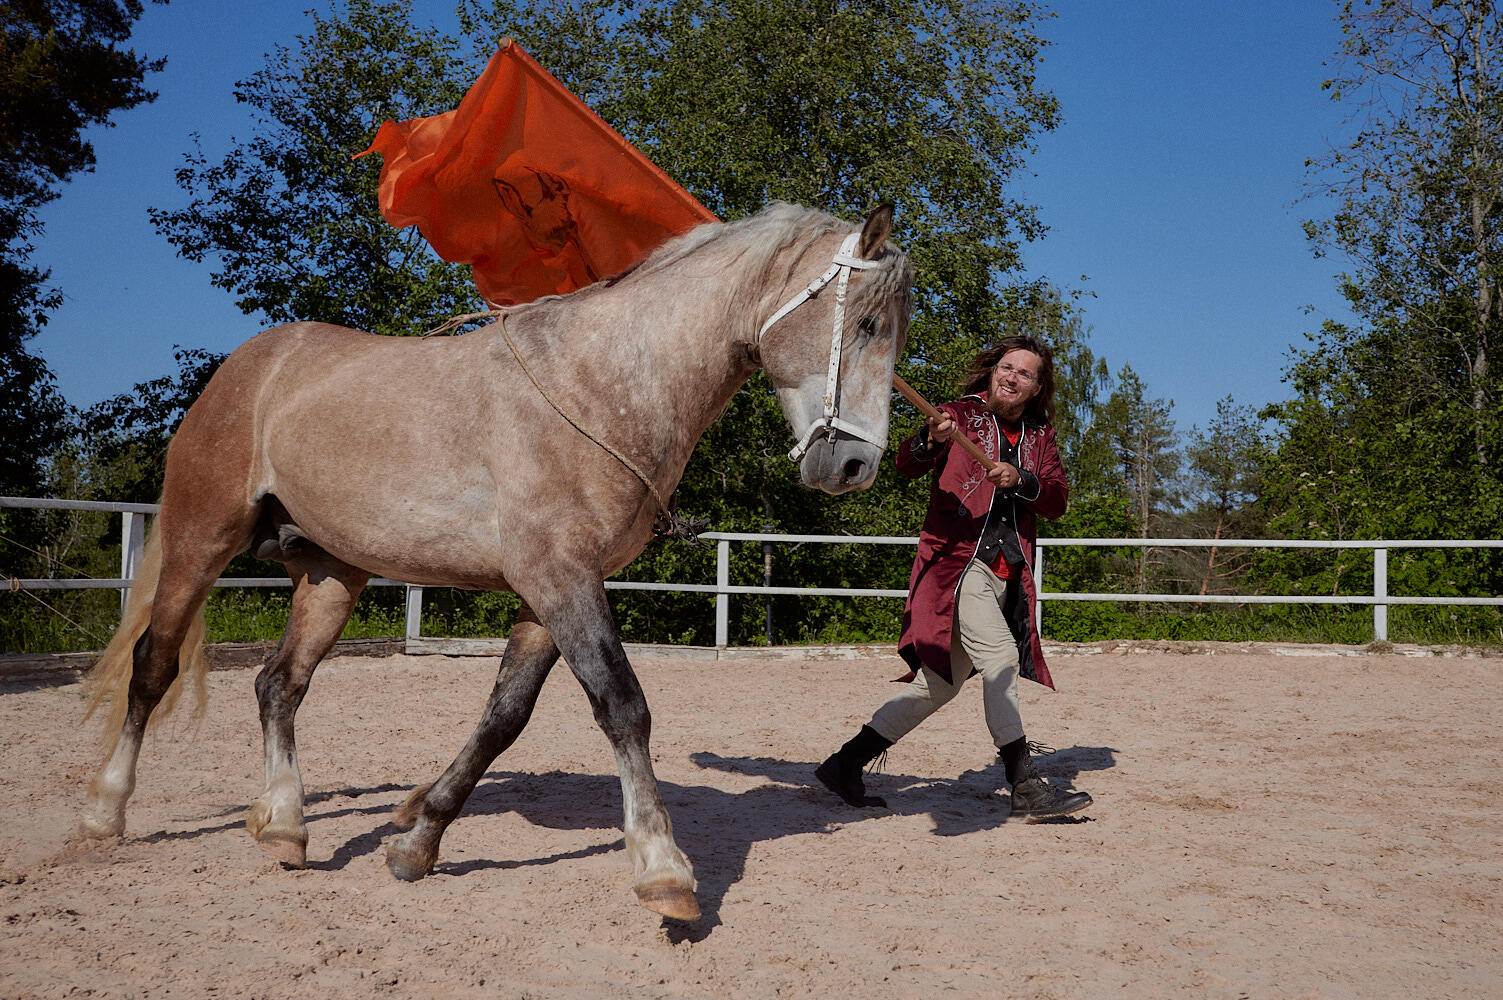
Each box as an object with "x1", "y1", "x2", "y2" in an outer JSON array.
[{"x1": 891, "y1": 373, "x2": 998, "y2": 471}]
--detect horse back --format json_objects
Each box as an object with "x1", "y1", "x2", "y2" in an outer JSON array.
[
  {"x1": 165, "y1": 323, "x2": 519, "y2": 585},
  {"x1": 165, "y1": 322, "x2": 650, "y2": 589}
]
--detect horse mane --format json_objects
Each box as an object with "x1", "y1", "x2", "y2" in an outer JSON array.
[{"x1": 508, "y1": 202, "x2": 912, "y2": 342}]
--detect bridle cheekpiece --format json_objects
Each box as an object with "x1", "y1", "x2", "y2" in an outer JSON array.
[{"x1": 757, "y1": 231, "x2": 887, "y2": 462}]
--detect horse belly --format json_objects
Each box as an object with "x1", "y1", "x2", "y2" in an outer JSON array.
[{"x1": 255, "y1": 341, "x2": 513, "y2": 588}]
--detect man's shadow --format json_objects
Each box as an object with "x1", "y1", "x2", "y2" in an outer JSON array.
[{"x1": 694, "y1": 742, "x2": 1116, "y2": 844}]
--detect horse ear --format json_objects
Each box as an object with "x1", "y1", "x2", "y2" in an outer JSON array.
[{"x1": 858, "y1": 203, "x2": 894, "y2": 259}]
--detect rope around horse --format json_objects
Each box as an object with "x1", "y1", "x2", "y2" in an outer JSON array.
[{"x1": 423, "y1": 310, "x2": 707, "y2": 543}]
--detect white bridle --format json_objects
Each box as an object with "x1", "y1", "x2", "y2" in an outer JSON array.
[{"x1": 758, "y1": 232, "x2": 888, "y2": 462}]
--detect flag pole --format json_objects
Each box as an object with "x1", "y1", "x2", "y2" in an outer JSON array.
[{"x1": 891, "y1": 374, "x2": 999, "y2": 471}]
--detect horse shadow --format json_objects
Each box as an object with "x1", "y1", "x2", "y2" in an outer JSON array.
[
  {"x1": 118, "y1": 744, "x2": 1115, "y2": 937},
  {"x1": 319, "y1": 742, "x2": 1116, "y2": 939}
]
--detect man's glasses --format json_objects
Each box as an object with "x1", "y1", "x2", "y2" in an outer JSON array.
[{"x1": 995, "y1": 364, "x2": 1038, "y2": 385}]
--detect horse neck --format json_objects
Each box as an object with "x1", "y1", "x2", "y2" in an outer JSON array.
[{"x1": 501, "y1": 272, "x2": 759, "y2": 486}]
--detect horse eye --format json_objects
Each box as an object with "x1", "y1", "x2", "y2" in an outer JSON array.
[{"x1": 857, "y1": 316, "x2": 877, "y2": 336}]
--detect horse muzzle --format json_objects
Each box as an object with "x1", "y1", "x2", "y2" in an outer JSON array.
[{"x1": 798, "y1": 431, "x2": 883, "y2": 494}]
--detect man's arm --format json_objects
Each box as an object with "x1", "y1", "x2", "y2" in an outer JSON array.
[
  {"x1": 895, "y1": 407, "x2": 956, "y2": 478},
  {"x1": 1015, "y1": 425, "x2": 1067, "y2": 520}
]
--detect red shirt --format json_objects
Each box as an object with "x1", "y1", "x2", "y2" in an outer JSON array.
[{"x1": 988, "y1": 422, "x2": 1024, "y2": 578}]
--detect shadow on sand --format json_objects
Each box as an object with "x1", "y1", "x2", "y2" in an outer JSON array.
[
  {"x1": 133, "y1": 744, "x2": 1115, "y2": 939},
  {"x1": 313, "y1": 743, "x2": 1119, "y2": 939}
]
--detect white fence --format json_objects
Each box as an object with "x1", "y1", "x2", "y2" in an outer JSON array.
[{"x1": 5, "y1": 496, "x2": 1502, "y2": 647}]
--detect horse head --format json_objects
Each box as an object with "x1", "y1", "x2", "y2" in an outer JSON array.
[{"x1": 757, "y1": 205, "x2": 912, "y2": 494}]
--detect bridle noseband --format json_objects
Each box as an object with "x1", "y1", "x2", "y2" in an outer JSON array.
[{"x1": 758, "y1": 232, "x2": 888, "y2": 462}]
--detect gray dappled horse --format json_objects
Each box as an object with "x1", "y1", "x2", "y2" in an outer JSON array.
[{"x1": 80, "y1": 203, "x2": 912, "y2": 922}]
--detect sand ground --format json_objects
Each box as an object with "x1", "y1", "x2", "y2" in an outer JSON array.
[{"x1": 1, "y1": 644, "x2": 1499, "y2": 999}]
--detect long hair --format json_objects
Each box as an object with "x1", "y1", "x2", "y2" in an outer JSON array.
[{"x1": 959, "y1": 335, "x2": 1056, "y2": 425}]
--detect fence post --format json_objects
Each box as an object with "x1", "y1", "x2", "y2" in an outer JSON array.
[
  {"x1": 119, "y1": 510, "x2": 145, "y2": 615},
  {"x1": 715, "y1": 538, "x2": 730, "y2": 647},
  {"x1": 1035, "y1": 542, "x2": 1045, "y2": 635},
  {"x1": 405, "y1": 585, "x2": 424, "y2": 646},
  {"x1": 1373, "y1": 547, "x2": 1388, "y2": 642}
]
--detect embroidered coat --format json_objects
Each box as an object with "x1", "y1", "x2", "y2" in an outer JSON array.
[{"x1": 894, "y1": 394, "x2": 1068, "y2": 688}]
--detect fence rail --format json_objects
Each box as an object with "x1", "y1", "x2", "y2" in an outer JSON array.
[{"x1": 6, "y1": 496, "x2": 1502, "y2": 648}]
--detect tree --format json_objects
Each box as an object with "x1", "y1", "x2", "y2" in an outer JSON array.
[
  {"x1": 1, "y1": 0, "x2": 165, "y2": 496},
  {"x1": 1, "y1": 0, "x2": 165, "y2": 610},
  {"x1": 1183, "y1": 396, "x2": 1267, "y2": 595},
  {"x1": 1302, "y1": 0, "x2": 1502, "y2": 469},
  {"x1": 1275, "y1": 0, "x2": 1503, "y2": 540},
  {"x1": 1259, "y1": 0, "x2": 1503, "y2": 633},
  {"x1": 1099, "y1": 365, "x2": 1178, "y2": 591},
  {"x1": 76, "y1": 347, "x2": 225, "y2": 502}
]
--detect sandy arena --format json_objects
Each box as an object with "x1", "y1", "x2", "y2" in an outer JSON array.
[{"x1": 1, "y1": 643, "x2": 1499, "y2": 999}]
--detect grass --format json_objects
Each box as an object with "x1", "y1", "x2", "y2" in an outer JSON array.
[{"x1": 4, "y1": 590, "x2": 1500, "y2": 656}]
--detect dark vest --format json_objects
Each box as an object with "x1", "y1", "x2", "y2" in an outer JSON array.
[{"x1": 972, "y1": 428, "x2": 1026, "y2": 571}]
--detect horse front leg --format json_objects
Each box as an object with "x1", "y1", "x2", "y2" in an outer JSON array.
[
  {"x1": 245, "y1": 554, "x2": 368, "y2": 866},
  {"x1": 549, "y1": 587, "x2": 699, "y2": 922},
  {"x1": 385, "y1": 607, "x2": 561, "y2": 881}
]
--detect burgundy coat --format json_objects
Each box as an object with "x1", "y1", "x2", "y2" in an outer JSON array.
[{"x1": 895, "y1": 394, "x2": 1068, "y2": 688}]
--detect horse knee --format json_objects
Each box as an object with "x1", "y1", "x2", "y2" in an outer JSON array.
[
  {"x1": 571, "y1": 660, "x2": 651, "y2": 743},
  {"x1": 593, "y1": 695, "x2": 650, "y2": 746}
]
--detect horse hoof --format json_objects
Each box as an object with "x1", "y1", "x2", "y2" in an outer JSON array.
[
  {"x1": 78, "y1": 810, "x2": 124, "y2": 840},
  {"x1": 636, "y1": 883, "x2": 701, "y2": 922},
  {"x1": 256, "y1": 833, "x2": 308, "y2": 868},
  {"x1": 246, "y1": 806, "x2": 307, "y2": 867},
  {"x1": 385, "y1": 836, "x2": 434, "y2": 882}
]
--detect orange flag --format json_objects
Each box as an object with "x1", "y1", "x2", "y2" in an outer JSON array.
[{"x1": 359, "y1": 40, "x2": 718, "y2": 306}]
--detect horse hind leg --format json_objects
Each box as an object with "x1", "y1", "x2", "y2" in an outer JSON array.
[
  {"x1": 81, "y1": 516, "x2": 243, "y2": 840},
  {"x1": 385, "y1": 604, "x2": 561, "y2": 881},
  {"x1": 245, "y1": 543, "x2": 369, "y2": 867},
  {"x1": 81, "y1": 623, "x2": 204, "y2": 838}
]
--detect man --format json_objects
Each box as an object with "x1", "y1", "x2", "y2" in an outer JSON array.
[{"x1": 816, "y1": 336, "x2": 1092, "y2": 821}]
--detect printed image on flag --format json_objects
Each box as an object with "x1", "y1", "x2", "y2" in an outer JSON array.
[{"x1": 360, "y1": 40, "x2": 718, "y2": 306}]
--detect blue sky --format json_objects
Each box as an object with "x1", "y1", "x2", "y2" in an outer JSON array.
[{"x1": 33, "y1": 1, "x2": 1355, "y2": 438}]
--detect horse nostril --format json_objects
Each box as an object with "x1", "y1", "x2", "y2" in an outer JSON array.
[{"x1": 843, "y1": 458, "x2": 867, "y2": 481}]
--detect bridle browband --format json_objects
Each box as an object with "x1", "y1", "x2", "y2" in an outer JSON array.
[{"x1": 757, "y1": 231, "x2": 888, "y2": 463}]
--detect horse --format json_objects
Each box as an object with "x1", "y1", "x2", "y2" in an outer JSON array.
[{"x1": 79, "y1": 202, "x2": 913, "y2": 922}]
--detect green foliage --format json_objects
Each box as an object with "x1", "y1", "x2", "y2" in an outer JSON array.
[
  {"x1": 1270, "y1": 0, "x2": 1503, "y2": 601},
  {"x1": 1037, "y1": 493, "x2": 1135, "y2": 599},
  {"x1": 417, "y1": 589, "x2": 523, "y2": 638},
  {"x1": 67, "y1": 347, "x2": 225, "y2": 502},
  {"x1": 201, "y1": 587, "x2": 409, "y2": 643},
  {"x1": 1, "y1": 0, "x2": 163, "y2": 568},
  {"x1": 149, "y1": 0, "x2": 481, "y2": 334},
  {"x1": 1099, "y1": 365, "x2": 1179, "y2": 535},
  {"x1": 0, "y1": 0, "x2": 164, "y2": 213}
]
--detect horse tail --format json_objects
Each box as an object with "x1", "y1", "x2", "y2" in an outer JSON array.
[{"x1": 83, "y1": 521, "x2": 210, "y2": 748}]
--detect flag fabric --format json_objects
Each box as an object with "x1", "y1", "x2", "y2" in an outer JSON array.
[{"x1": 359, "y1": 40, "x2": 718, "y2": 307}]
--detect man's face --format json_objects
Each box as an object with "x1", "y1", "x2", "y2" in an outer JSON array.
[{"x1": 988, "y1": 348, "x2": 1042, "y2": 421}]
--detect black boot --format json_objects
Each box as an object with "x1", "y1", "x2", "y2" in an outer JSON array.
[
  {"x1": 816, "y1": 725, "x2": 892, "y2": 807},
  {"x1": 999, "y1": 737, "x2": 1092, "y2": 823}
]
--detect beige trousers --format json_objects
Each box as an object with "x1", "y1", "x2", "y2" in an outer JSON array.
[{"x1": 869, "y1": 558, "x2": 1024, "y2": 748}]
